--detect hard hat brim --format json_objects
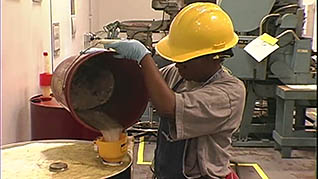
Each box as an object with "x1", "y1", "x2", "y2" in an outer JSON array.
[{"x1": 155, "y1": 33, "x2": 239, "y2": 63}]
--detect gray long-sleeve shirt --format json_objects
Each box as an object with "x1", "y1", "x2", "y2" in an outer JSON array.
[{"x1": 160, "y1": 64, "x2": 246, "y2": 178}]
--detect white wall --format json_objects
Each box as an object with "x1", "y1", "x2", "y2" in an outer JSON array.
[
  {"x1": 51, "y1": 0, "x2": 91, "y2": 68},
  {"x1": 314, "y1": 3, "x2": 317, "y2": 52},
  {"x1": 1, "y1": 0, "x2": 51, "y2": 144},
  {"x1": 95, "y1": 0, "x2": 163, "y2": 29},
  {"x1": 1, "y1": 0, "x2": 94, "y2": 145},
  {"x1": 301, "y1": 0, "x2": 317, "y2": 52}
]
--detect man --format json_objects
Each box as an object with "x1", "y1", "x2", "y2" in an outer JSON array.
[{"x1": 104, "y1": 3, "x2": 246, "y2": 178}]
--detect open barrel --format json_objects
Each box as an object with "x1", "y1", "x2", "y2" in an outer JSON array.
[{"x1": 51, "y1": 51, "x2": 148, "y2": 132}]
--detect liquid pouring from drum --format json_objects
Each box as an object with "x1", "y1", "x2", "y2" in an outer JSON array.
[
  {"x1": 69, "y1": 54, "x2": 125, "y2": 136},
  {"x1": 68, "y1": 54, "x2": 126, "y2": 165}
]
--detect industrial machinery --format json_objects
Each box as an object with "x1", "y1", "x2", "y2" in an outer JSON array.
[
  {"x1": 219, "y1": 0, "x2": 317, "y2": 152},
  {"x1": 84, "y1": 0, "x2": 317, "y2": 156}
]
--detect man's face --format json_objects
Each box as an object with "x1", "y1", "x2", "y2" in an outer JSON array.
[{"x1": 175, "y1": 56, "x2": 210, "y2": 82}]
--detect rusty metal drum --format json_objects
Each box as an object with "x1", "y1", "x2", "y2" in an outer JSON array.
[
  {"x1": 51, "y1": 51, "x2": 148, "y2": 132},
  {"x1": 30, "y1": 94, "x2": 101, "y2": 140}
]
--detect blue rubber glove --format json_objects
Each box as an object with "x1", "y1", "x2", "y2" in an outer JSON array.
[{"x1": 104, "y1": 39, "x2": 151, "y2": 63}]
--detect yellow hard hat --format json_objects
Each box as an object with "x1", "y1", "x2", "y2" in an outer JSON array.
[{"x1": 155, "y1": 2, "x2": 238, "y2": 63}]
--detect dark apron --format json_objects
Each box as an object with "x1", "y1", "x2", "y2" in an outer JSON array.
[
  {"x1": 154, "y1": 69, "x2": 227, "y2": 179},
  {"x1": 154, "y1": 78, "x2": 186, "y2": 179}
]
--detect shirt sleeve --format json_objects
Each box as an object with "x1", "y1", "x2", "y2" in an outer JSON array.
[{"x1": 169, "y1": 85, "x2": 232, "y2": 140}]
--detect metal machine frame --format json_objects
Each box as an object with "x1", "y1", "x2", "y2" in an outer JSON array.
[{"x1": 220, "y1": 0, "x2": 317, "y2": 151}]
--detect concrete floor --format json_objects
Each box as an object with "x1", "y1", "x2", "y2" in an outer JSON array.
[
  {"x1": 130, "y1": 136, "x2": 316, "y2": 179},
  {"x1": 228, "y1": 147, "x2": 316, "y2": 179}
]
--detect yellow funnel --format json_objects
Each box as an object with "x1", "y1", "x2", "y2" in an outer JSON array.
[{"x1": 95, "y1": 133, "x2": 128, "y2": 163}]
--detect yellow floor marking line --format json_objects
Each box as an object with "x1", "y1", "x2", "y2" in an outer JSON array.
[
  {"x1": 308, "y1": 111, "x2": 317, "y2": 117},
  {"x1": 137, "y1": 139, "x2": 269, "y2": 179},
  {"x1": 137, "y1": 136, "x2": 152, "y2": 165},
  {"x1": 231, "y1": 163, "x2": 269, "y2": 179}
]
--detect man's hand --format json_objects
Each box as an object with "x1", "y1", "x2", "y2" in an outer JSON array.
[{"x1": 104, "y1": 39, "x2": 151, "y2": 63}]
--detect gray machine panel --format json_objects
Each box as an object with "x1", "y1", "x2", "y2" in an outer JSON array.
[{"x1": 219, "y1": 0, "x2": 275, "y2": 32}]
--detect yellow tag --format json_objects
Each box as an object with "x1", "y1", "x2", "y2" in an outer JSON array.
[{"x1": 260, "y1": 33, "x2": 278, "y2": 46}]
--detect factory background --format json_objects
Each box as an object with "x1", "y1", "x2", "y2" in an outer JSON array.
[
  {"x1": 0, "y1": 0, "x2": 317, "y2": 178},
  {"x1": 0, "y1": 0, "x2": 316, "y2": 148}
]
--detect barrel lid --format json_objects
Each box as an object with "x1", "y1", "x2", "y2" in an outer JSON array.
[
  {"x1": 1, "y1": 140, "x2": 132, "y2": 178},
  {"x1": 30, "y1": 95, "x2": 63, "y2": 108}
]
